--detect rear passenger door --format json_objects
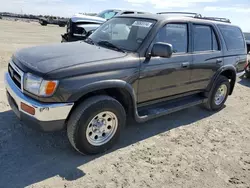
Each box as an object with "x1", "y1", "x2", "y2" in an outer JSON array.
[{"x1": 190, "y1": 24, "x2": 223, "y2": 91}]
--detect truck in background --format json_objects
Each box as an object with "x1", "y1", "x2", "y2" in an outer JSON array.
[{"x1": 61, "y1": 9, "x2": 148, "y2": 42}]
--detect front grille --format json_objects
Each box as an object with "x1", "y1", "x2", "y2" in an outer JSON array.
[{"x1": 8, "y1": 61, "x2": 24, "y2": 91}]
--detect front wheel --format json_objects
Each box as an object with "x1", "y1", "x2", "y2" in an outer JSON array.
[
  {"x1": 67, "y1": 95, "x2": 126, "y2": 155},
  {"x1": 203, "y1": 75, "x2": 230, "y2": 111}
]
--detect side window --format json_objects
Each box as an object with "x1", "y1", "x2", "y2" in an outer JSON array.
[
  {"x1": 218, "y1": 25, "x2": 245, "y2": 50},
  {"x1": 155, "y1": 24, "x2": 188, "y2": 53},
  {"x1": 122, "y1": 12, "x2": 135, "y2": 15},
  {"x1": 193, "y1": 25, "x2": 219, "y2": 52}
]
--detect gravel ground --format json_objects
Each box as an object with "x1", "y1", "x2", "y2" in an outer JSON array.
[{"x1": 0, "y1": 20, "x2": 250, "y2": 188}]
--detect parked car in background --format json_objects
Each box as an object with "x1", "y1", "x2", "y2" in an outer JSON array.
[
  {"x1": 39, "y1": 17, "x2": 68, "y2": 27},
  {"x1": 5, "y1": 13, "x2": 247, "y2": 155},
  {"x1": 61, "y1": 9, "x2": 148, "y2": 42}
]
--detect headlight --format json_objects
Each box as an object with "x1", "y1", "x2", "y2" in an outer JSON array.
[{"x1": 24, "y1": 73, "x2": 58, "y2": 96}]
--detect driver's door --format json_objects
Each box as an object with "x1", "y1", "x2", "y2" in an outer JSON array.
[{"x1": 137, "y1": 23, "x2": 193, "y2": 103}]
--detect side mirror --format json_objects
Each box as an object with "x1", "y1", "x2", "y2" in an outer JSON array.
[{"x1": 151, "y1": 42, "x2": 173, "y2": 58}]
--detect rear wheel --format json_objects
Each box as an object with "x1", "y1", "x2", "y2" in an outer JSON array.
[
  {"x1": 67, "y1": 95, "x2": 126, "y2": 155},
  {"x1": 203, "y1": 75, "x2": 230, "y2": 111}
]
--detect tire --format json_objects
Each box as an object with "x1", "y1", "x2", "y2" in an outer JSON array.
[
  {"x1": 203, "y1": 75, "x2": 230, "y2": 111},
  {"x1": 40, "y1": 21, "x2": 47, "y2": 26},
  {"x1": 67, "y1": 95, "x2": 126, "y2": 155}
]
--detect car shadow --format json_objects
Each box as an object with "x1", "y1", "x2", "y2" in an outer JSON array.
[
  {"x1": 0, "y1": 106, "x2": 215, "y2": 188},
  {"x1": 238, "y1": 77, "x2": 250, "y2": 87}
]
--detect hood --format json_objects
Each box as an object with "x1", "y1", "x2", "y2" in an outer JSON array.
[
  {"x1": 14, "y1": 42, "x2": 126, "y2": 75},
  {"x1": 71, "y1": 13, "x2": 106, "y2": 23}
]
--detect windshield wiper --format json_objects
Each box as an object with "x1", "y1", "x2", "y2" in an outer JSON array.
[
  {"x1": 84, "y1": 38, "x2": 96, "y2": 45},
  {"x1": 97, "y1": 40, "x2": 125, "y2": 53}
]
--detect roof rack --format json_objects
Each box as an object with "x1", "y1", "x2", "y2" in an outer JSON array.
[
  {"x1": 157, "y1": 12, "x2": 202, "y2": 18},
  {"x1": 198, "y1": 16, "x2": 231, "y2": 23},
  {"x1": 156, "y1": 12, "x2": 231, "y2": 23}
]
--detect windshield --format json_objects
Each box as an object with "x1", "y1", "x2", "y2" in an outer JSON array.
[
  {"x1": 89, "y1": 17, "x2": 156, "y2": 52},
  {"x1": 244, "y1": 33, "x2": 250, "y2": 41},
  {"x1": 97, "y1": 10, "x2": 119, "y2": 20}
]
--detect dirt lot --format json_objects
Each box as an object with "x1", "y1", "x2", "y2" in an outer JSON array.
[{"x1": 0, "y1": 19, "x2": 250, "y2": 188}]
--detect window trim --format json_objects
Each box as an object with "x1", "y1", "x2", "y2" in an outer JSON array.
[
  {"x1": 148, "y1": 22, "x2": 190, "y2": 56},
  {"x1": 191, "y1": 23, "x2": 221, "y2": 54}
]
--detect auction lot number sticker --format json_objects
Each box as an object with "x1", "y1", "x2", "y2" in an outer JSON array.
[{"x1": 132, "y1": 21, "x2": 153, "y2": 28}]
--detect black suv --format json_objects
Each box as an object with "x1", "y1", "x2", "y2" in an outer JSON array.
[{"x1": 5, "y1": 13, "x2": 247, "y2": 155}]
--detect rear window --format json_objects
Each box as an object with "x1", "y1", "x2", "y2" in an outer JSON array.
[{"x1": 218, "y1": 25, "x2": 245, "y2": 50}]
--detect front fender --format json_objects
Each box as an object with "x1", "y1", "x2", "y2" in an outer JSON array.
[{"x1": 68, "y1": 79, "x2": 137, "y2": 103}]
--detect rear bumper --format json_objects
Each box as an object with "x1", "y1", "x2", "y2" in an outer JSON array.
[{"x1": 5, "y1": 72, "x2": 74, "y2": 132}]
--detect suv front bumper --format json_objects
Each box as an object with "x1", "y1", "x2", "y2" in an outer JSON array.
[{"x1": 4, "y1": 72, "x2": 74, "y2": 132}]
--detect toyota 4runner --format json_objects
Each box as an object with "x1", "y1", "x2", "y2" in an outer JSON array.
[{"x1": 5, "y1": 12, "x2": 247, "y2": 155}]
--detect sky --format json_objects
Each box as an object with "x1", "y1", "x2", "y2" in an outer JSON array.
[{"x1": 1, "y1": 0, "x2": 250, "y2": 32}]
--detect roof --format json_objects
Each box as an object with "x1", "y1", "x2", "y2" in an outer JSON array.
[{"x1": 116, "y1": 13, "x2": 233, "y2": 26}]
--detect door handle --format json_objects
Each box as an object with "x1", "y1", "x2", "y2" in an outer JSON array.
[
  {"x1": 216, "y1": 59, "x2": 223, "y2": 64},
  {"x1": 181, "y1": 62, "x2": 190, "y2": 68}
]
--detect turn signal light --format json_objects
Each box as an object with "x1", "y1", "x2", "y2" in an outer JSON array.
[
  {"x1": 45, "y1": 81, "x2": 57, "y2": 95},
  {"x1": 40, "y1": 80, "x2": 58, "y2": 96},
  {"x1": 21, "y1": 102, "x2": 35, "y2": 115}
]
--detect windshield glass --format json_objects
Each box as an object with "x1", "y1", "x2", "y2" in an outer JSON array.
[
  {"x1": 97, "y1": 10, "x2": 119, "y2": 20},
  {"x1": 244, "y1": 33, "x2": 250, "y2": 41},
  {"x1": 89, "y1": 17, "x2": 156, "y2": 52}
]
